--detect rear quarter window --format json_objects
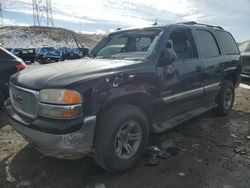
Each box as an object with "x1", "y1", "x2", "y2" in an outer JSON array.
[
  {"x1": 196, "y1": 29, "x2": 220, "y2": 58},
  {"x1": 216, "y1": 31, "x2": 239, "y2": 55}
]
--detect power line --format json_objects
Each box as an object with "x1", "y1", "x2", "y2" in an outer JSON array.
[
  {"x1": 0, "y1": 0, "x2": 4, "y2": 27},
  {"x1": 32, "y1": 0, "x2": 54, "y2": 27}
]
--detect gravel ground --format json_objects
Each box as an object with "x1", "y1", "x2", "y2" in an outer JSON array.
[{"x1": 0, "y1": 81, "x2": 250, "y2": 188}]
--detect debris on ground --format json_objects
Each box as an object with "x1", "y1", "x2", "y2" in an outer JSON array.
[
  {"x1": 178, "y1": 172, "x2": 186, "y2": 177},
  {"x1": 86, "y1": 183, "x2": 106, "y2": 188},
  {"x1": 244, "y1": 156, "x2": 250, "y2": 160},
  {"x1": 16, "y1": 180, "x2": 31, "y2": 188},
  {"x1": 191, "y1": 144, "x2": 200, "y2": 148},
  {"x1": 230, "y1": 133, "x2": 237, "y2": 138},
  {"x1": 234, "y1": 147, "x2": 248, "y2": 155},
  {"x1": 145, "y1": 145, "x2": 179, "y2": 166},
  {"x1": 234, "y1": 140, "x2": 242, "y2": 143},
  {"x1": 196, "y1": 158, "x2": 203, "y2": 163},
  {"x1": 246, "y1": 136, "x2": 250, "y2": 140},
  {"x1": 145, "y1": 155, "x2": 159, "y2": 166},
  {"x1": 165, "y1": 147, "x2": 179, "y2": 156}
]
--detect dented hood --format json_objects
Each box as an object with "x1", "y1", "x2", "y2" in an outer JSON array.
[{"x1": 10, "y1": 58, "x2": 141, "y2": 90}]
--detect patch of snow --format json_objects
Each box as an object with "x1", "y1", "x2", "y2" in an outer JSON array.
[
  {"x1": 0, "y1": 26, "x2": 103, "y2": 49},
  {"x1": 240, "y1": 83, "x2": 250, "y2": 90}
]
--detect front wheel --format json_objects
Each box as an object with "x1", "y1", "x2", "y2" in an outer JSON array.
[
  {"x1": 94, "y1": 104, "x2": 149, "y2": 173},
  {"x1": 214, "y1": 81, "x2": 235, "y2": 116}
]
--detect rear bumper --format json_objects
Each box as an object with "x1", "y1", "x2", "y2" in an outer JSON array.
[{"x1": 6, "y1": 100, "x2": 96, "y2": 159}]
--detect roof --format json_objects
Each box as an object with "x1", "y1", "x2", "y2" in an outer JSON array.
[{"x1": 111, "y1": 21, "x2": 225, "y2": 35}]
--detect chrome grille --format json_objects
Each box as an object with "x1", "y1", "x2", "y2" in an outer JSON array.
[{"x1": 10, "y1": 85, "x2": 38, "y2": 118}]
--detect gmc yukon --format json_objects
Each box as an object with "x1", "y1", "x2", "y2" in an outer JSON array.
[{"x1": 6, "y1": 22, "x2": 241, "y2": 173}]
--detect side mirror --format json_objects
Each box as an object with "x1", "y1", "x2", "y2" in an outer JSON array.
[{"x1": 158, "y1": 48, "x2": 177, "y2": 67}]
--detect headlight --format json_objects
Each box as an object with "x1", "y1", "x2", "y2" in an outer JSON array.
[
  {"x1": 39, "y1": 89, "x2": 82, "y2": 104},
  {"x1": 39, "y1": 89, "x2": 83, "y2": 119}
]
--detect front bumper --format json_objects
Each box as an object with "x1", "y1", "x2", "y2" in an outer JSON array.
[{"x1": 6, "y1": 101, "x2": 96, "y2": 159}]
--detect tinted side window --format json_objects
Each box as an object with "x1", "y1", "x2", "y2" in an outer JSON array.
[
  {"x1": 196, "y1": 30, "x2": 220, "y2": 58},
  {"x1": 216, "y1": 31, "x2": 239, "y2": 55},
  {"x1": 169, "y1": 29, "x2": 198, "y2": 59}
]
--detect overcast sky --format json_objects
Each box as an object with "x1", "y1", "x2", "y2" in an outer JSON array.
[{"x1": 1, "y1": 0, "x2": 250, "y2": 42}]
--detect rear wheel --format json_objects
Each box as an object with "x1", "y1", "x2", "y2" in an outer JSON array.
[
  {"x1": 214, "y1": 81, "x2": 235, "y2": 115},
  {"x1": 94, "y1": 104, "x2": 149, "y2": 173}
]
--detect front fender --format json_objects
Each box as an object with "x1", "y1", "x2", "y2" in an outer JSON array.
[{"x1": 93, "y1": 73, "x2": 159, "y2": 115}]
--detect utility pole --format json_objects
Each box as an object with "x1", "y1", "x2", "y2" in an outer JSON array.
[
  {"x1": 0, "y1": 0, "x2": 4, "y2": 27},
  {"x1": 32, "y1": 0, "x2": 54, "y2": 27}
]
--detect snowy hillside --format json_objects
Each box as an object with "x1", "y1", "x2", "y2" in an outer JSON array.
[{"x1": 0, "y1": 26, "x2": 103, "y2": 49}]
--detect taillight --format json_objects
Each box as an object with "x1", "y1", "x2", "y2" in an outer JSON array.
[{"x1": 16, "y1": 63, "x2": 26, "y2": 71}]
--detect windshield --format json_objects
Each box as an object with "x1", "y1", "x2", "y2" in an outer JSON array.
[{"x1": 95, "y1": 29, "x2": 163, "y2": 61}]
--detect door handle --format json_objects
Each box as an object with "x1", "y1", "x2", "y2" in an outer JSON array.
[{"x1": 196, "y1": 66, "x2": 203, "y2": 72}]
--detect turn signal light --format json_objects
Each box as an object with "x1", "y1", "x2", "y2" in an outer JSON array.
[
  {"x1": 63, "y1": 90, "x2": 82, "y2": 104},
  {"x1": 62, "y1": 110, "x2": 76, "y2": 118}
]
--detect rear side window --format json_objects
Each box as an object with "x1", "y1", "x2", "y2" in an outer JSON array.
[
  {"x1": 196, "y1": 30, "x2": 220, "y2": 58},
  {"x1": 216, "y1": 31, "x2": 239, "y2": 55}
]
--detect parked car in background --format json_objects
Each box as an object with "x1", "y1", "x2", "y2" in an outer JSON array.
[
  {"x1": 239, "y1": 40, "x2": 250, "y2": 78},
  {"x1": 11, "y1": 48, "x2": 36, "y2": 64},
  {"x1": 10, "y1": 48, "x2": 23, "y2": 56},
  {"x1": 60, "y1": 47, "x2": 90, "y2": 60},
  {"x1": 36, "y1": 47, "x2": 63, "y2": 64},
  {"x1": 60, "y1": 47, "x2": 81, "y2": 60},
  {"x1": 6, "y1": 22, "x2": 241, "y2": 173},
  {"x1": 0, "y1": 46, "x2": 26, "y2": 109},
  {"x1": 78, "y1": 47, "x2": 89, "y2": 58},
  {"x1": 5, "y1": 48, "x2": 12, "y2": 52}
]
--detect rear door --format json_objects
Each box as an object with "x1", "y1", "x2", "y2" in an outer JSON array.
[{"x1": 194, "y1": 29, "x2": 225, "y2": 101}]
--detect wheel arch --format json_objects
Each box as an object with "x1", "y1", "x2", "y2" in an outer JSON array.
[
  {"x1": 223, "y1": 71, "x2": 239, "y2": 87},
  {"x1": 97, "y1": 93, "x2": 153, "y2": 124}
]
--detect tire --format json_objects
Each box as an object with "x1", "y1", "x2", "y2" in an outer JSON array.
[
  {"x1": 0, "y1": 91, "x2": 5, "y2": 110},
  {"x1": 94, "y1": 104, "x2": 149, "y2": 173},
  {"x1": 214, "y1": 80, "x2": 235, "y2": 116}
]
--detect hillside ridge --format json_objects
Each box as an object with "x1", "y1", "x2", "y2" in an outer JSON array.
[{"x1": 0, "y1": 26, "x2": 103, "y2": 49}]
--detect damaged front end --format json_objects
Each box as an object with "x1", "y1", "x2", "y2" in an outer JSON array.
[{"x1": 6, "y1": 99, "x2": 96, "y2": 159}]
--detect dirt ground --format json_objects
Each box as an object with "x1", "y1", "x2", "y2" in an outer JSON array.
[{"x1": 1, "y1": 81, "x2": 250, "y2": 188}]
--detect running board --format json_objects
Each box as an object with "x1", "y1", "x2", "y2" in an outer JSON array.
[{"x1": 151, "y1": 103, "x2": 217, "y2": 133}]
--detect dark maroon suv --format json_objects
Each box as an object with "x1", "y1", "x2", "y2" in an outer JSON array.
[{"x1": 5, "y1": 22, "x2": 241, "y2": 173}]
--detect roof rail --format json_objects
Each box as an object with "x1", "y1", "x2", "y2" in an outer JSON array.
[{"x1": 178, "y1": 21, "x2": 224, "y2": 30}]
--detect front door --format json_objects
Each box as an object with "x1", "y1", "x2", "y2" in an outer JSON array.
[{"x1": 159, "y1": 27, "x2": 204, "y2": 113}]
